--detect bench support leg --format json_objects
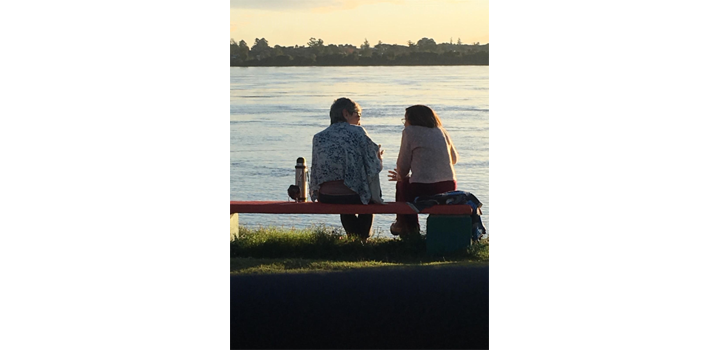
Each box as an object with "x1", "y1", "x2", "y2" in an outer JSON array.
[{"x1": 230, "y1": 213, "x2": 239, "y2": 240}]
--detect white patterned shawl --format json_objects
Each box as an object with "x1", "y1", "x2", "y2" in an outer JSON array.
[{"x1": 310, "y1": 122, "x2": 383, "y2": 204}]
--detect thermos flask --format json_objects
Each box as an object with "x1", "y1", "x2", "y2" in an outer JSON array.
[{"x1": 294, "y1": 157, "x2": 308, "y2": 202}]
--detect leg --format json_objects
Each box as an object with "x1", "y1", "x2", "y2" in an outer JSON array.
[
  {"x1": 356, "y1": 214, "x2": 374, "y2": 239},
  {"x1": 319, "y1": 192, "x2": 370, "y2": 239},
  {"x1": 320, "y1": 193, "x2": 364, "y2": 238},
  {"x1": 341, "y1": 214, "x2": 374, "y2": 239},
  {"x1": 394, "y1": 178, "x2": 419, "y2": 233},
  {"x1": 403, "y1": 180, "x2": 458, "y2": 234},
  {"x1": 340, "y1": 214, "x2": 359, "y2": 237}
]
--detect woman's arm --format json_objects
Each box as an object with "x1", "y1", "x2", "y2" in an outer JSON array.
[
  {"x1": 443, "y1": 128, "x2": 459, "y2": 165},
  {"x1": 450, "y1": 142, "x2": 458, "y2": 165}
]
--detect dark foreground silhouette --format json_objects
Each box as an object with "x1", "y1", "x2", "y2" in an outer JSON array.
[{"x1": 230, "y1": 264, "x2": 489, "y2": 349}]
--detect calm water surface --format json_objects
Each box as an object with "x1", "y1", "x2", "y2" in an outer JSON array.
[{"x1": 231, "y1": 66, "x2": 488, "y2": 238}]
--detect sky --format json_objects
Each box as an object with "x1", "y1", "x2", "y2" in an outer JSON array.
[{"x1": 230, "y1": 0, "x2": 489, "y2": 47}]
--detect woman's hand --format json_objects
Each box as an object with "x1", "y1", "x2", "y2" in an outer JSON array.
[
  {"x1": 377, "y1": 144, "x2": 384, "y2": 160},
  {"x1": 388, "y1": 168, "x2": 403, "y2": 182}
]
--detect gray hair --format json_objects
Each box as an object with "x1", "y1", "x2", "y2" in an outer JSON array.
[{"x1": 329, "y1": 97, "x2": 360, "y2": 124}]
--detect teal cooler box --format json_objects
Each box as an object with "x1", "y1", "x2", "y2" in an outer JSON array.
[{"x1": 425, "y1": 214, "x2": 473, "y2": 256}]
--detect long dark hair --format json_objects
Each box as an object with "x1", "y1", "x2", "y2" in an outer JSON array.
[{"x1": 405, "y1": 105, "x2": 442, "y2": 128}]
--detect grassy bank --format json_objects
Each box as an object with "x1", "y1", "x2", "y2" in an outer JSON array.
[{"x1": 231, "y1": 225, "x2": 488, "y2": 274}]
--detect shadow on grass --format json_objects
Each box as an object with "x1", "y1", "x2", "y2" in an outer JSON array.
[{"x1": 230, "y1": 261, "x2": 489, "y2": 348}]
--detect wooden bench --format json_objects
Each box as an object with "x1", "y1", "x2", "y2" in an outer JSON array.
[
  {"x1": 230, "y1": 201, "x2": 475, "y2": 215},
  {"x1": 230, "y1": 201, "x2": 480, "y2": 255}
]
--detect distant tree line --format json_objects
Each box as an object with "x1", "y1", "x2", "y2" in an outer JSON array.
[{"x1": 230, "y1": 37, "x2": 488, "y2": 66}]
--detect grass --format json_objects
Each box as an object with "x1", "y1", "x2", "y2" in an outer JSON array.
[{"x1": 231, "y1": 225, "x2": 488, "y2": 274}]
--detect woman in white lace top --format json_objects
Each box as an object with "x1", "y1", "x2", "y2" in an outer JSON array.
[{"x1": 310, "y1": 97, "x2": 384, "y2": 240}]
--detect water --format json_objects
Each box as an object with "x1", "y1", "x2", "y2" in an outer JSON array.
[{"x1": 231, "y1": 66, "x2": 488, "y2": 238}]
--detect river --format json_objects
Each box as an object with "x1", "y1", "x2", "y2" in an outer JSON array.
[{"x1": 231, "y1": 66, "x2": 489, "y2": 237}]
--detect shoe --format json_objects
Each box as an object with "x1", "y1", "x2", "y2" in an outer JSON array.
[
  {"x1": 390, "y1": 221, "x2": 404, "y2": 236},
  {"x1": 390, "y1": 221, "x2": 420, "y2": 236}
]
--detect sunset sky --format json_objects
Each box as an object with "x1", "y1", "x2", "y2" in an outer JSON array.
[{"x1": 230, "y1": 0, "x2": 489, "y2": 47}]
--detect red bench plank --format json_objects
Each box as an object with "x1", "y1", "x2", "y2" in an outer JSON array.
[{"x1": 230, "y1": 201, "x2": 474, "y2": 215}]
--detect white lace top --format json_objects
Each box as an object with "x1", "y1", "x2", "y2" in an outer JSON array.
[{"x1": 310, "y1": 122, "x2": 383, "y2": 204}]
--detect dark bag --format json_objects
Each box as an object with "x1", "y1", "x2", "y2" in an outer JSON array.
[{"x1": 287, "y1": 185, "x2": 301, "y2": 200}]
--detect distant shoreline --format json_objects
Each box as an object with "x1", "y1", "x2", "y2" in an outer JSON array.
[{"x1": 232, "y1": 39, "x2": 488, "y2": 67}]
